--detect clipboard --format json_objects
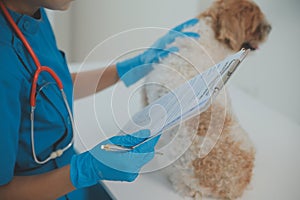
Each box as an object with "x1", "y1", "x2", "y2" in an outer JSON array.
[{"x1": 101, "y1": 48, "x2": 250, "y2": 151}]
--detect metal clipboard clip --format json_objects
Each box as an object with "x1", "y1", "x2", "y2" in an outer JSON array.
[{"x1": 101, "y1": 48, "x2": 250, "y2": 152}]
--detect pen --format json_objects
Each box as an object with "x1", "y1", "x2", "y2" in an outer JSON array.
[
  {"x1": 101, "y1": 133, "x2": 162, "y2": 152},
  {"x1": 101, "y1": 144, "x2": 133, "y2": 152}
]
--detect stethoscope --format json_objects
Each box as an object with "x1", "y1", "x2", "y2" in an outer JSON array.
[{"x1": 0, "y1": 2, "x2": 74, "y2": 165}]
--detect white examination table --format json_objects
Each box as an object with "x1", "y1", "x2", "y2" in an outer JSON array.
[{"x1": 73, "y1": 67, "x2": 300, "y2": 200}]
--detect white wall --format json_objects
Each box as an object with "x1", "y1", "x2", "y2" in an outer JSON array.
[
  {"x1": 52, "y1": 0, "x2": 300, "y2": 124},
  {"x1": 48, "y1": 8, "x2": 72, "y2": 62},
  {"x1": 230, "y1": 0, "x2": 300, "y2": 124},
  {"x1": 69, "y1": 0, "x2": 205, "y2": 62}
]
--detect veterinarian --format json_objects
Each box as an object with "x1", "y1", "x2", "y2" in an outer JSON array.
[{"x1": 0, "y1": 0, "x2": 200, "y2": 199}]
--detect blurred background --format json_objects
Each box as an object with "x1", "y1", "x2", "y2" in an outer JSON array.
[{"x1": 47, "y1": 0, "x2": 300, "y2": 125}]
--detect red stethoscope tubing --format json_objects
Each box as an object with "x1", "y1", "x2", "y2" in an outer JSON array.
[
  {"x1": 0, "y1": 1, "x2": 63, "y2": 107},
  {"x1": 1, "y1": 2, "x2": 74, "y2": 164}
]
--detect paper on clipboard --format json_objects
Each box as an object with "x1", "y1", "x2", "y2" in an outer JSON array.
[{"x1": 118, "y1": 49, "x2": 249, "y2": 137}]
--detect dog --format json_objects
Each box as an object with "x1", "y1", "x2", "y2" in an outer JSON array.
[{"x1": 143, "y1": 0, "x2": 271, "y2": 199}]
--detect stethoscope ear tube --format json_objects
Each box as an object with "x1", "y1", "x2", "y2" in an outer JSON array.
[
  {"x1": 1, "y1": 2, "x2": 74, "y2": 165},
  {"x1": 30, "y1": 66, "x2": 64, "y2": 107},
  {"x1": 0, "y1": 1, "x2": 41, "y2": 68}
]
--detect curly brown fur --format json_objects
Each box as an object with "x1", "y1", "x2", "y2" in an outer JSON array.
[
  {"x1": 143, "y1": 0, "x2": 271, "y2": 199},
  {"x1": 192, "y1": 104, "x2": 255, "y2": 199},
  {"x1": 199, "y1": 0, "x2": 271, "y2": 51}
]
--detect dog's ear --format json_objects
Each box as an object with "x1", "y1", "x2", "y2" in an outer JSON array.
[
  {"x1": 216, "y1": 7, "x2": 245, "y2": 51},
  {"x1": 200, "y1": 0, "x2": 268, "y2": 51}
]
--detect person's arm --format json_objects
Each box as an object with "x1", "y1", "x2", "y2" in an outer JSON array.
[
  {"x1": 0, "y1": 131, "x2": 159, "y2": 200},
  {"x1": 72, "y1": 64, "x2": 119, "y2": 100},
  {"x1": 71, "y1": 19, "x2": 200, "y2": 100},
  {"x1": 0, "y1": 165, "x2": 75, "y2": 200}
]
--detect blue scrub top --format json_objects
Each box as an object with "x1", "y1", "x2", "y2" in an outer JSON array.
[{"x1": 0, "y1": 7, "x2": 110, "y2": 200}]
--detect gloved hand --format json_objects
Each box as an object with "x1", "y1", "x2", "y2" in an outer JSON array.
[
  {"x1": 70, "y1": 129, "x2": 160, "y2": 189},
  {"x1": 116, "y1": 18, "x2": 200, "y2": 86}
]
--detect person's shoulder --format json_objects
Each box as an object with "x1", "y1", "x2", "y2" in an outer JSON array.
[
  {"x1": 0, "y1": 14, "x2": 14, "y2": 46},
  {"x1": 0, "y1": 43, "x2": 25, "y2": 80},
  {"x1": 33, "y1": 8, "x2": 57, "y2": 48},
  {"x1": 0, "y1": 12, "x2": 23, "y2": 78},
  {"x1": 40, "y1": 8, "x2": 49, "y2": 22},
  {"x1": 0, "y1": 43, "x2": 17, "y2": 62}
]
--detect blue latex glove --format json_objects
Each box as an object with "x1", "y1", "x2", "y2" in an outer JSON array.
[
  {"x1": 116, "y1": 18, "x2": 200, "y2": 87},
  {"x1": 70, "y1": 129, "x2": 160, "y2": 189}
]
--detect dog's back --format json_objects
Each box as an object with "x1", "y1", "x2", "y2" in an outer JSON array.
[{"x1": 143, "y1": 0, "x2": 270, "y2": 199}]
